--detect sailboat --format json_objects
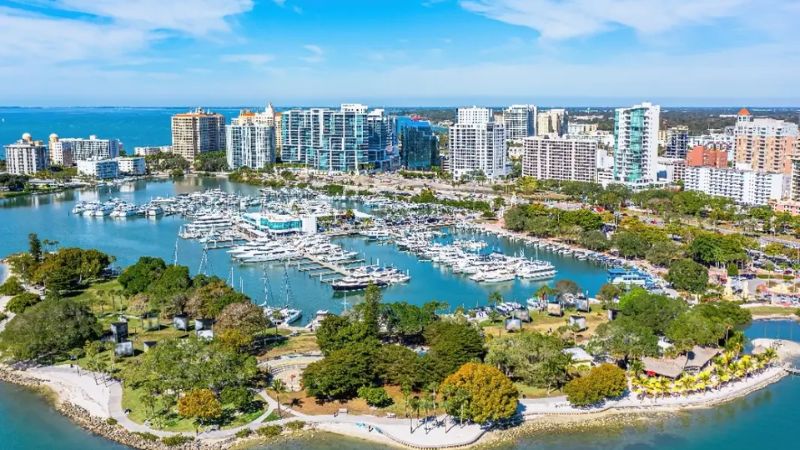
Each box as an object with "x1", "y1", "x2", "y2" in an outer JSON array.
[{"x1": 261, "y1": 264, "x2": 302, "y2": 326}]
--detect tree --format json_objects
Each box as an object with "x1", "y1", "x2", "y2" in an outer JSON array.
[
  {"x1": 376, "y1": 344, "x2": 425, "y2": 389},
  {"x1": 315, "y1": 314, "x2": 370, "y2": 355},
  {"x1": 666, "y1": 259, "x2": 709, "y2": 293},
  {"x1": 0, "y1": 299, "x2": 99, "y2": 361},
  {"x1": 178, "y1": 389, "x2": 222, "y2": 433},
  {"x1": 28, "y1": 233, "x2": 42, "y2": 261},
  {"x1": 220, "y1": 386, "x2": 252, "y2": 412},
  {"x1": 596, "y1": 283, "x2": 622, "y2": 305},
  {"x1": 564, "y1": 363, "x2": 626, "y2": 407},
  {"x1": 302, "y1": 341, "x2": 378, "y2": 401},
  {"x1": 357, "y1": 386, "x2": 393, "y2": 408},
  {"x1": 579, "y1": 230, "x2": 610, "y2": 251},
  {"x1": 0, "y1": 276, "x2": 24, "y2": 296},
  {"x1": 612, "y1": 231, "x2": 649, "y2": 259},
  {"x1": 485, "y1": 332, "x2": 571, "y2": 391},
  {"x1": 361, "y1": 284, "x2": 382, "y2": 338},
  {"x1": 5, "y1": 292, "x2": 41, "y2": 314},
  {"x1": 645, "y1": 240, "x2": 683, "y2": 268},
  {"x1": 555, "y1": 279, "x2": 580, "y2": 296},
  {"x1": 423, "y1": 320, "x2": 485, "y2": 382},
  {"x1": 270, "y1": 379, "x2": 287, "y2": 417},
  {"x1": 118, "y1": 257, "x2": 167, "y2": 295},
  {"x1": 214, "y1": 301, "x2": 269, "y2": 350},
  {"x1": 6, "y1": 253, "x2": 38, "y2": 284},
  {"x1": 440, "y1": 363, "x2": 518, "y2": 424}
]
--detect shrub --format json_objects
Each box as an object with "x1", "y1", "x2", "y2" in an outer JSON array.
[
  {"x1": 357, "y1": 386, "x2": 393, "y2": 408},
  {"x1": 105, "y1": 417, "x2": 118, "y2": 426},
  {"x1": 257, "y1": 425, "x2": 283, "y2": 437},
  {"x1": 0, "y1": 276, "x2": 24, "y2": 296},
  {"x1": 285, "y1": 421, "x2": 306, "y2": 431},
  {"x1": 0, "y1": 313, "x2": 7, "y2": 322},
  {"x1": 564, "y1": 363, "x2": 627, "y2": 407},
  {"x1": 161, "y1": 435, "x2": 194, "y2": 446},
  {"x1": 6, "y1": 292, "x2": 41, "y2": 314},
  {"x1": 235, "y1": 429, "x2": 252, "y2": 439},
  {"x1": 134, "y1": 432, "x2": 159, "y2": 442}
]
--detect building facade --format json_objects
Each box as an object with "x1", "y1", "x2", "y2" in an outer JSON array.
[
  {"x1": 734, "y1": 108, "x2": 798, "y2": 174},
  {"x1": 448, "y1": 107, "x2": 508, "y2": 179},
  {"x1": 280, "y1": 104, "x2": 395, "y2": 172},
  {"x1": 4, "y1": 133, "x2": 48, "y2": 175},
  {"x1": 115, "y1": 157, "x2": 146, "y2": 175},
  {"x1": 48, "y1": 134, "x2": 74, "y2": 166},
  {"x1": 171, "y1": 108, "x2": 226, "y2": 163},
  {"x1": 226, "y1": 109, "x2": 276, "y2": 170},
  {"x1": 567, "y1": 122, "x2": 598, "y2": 135},
  {"x1": 684, "y1": 165, "x2": 787, "y2": 205},
  {"x1": 60, "y1": 135, "x2": 121, "y2": 161},
  {"x1": 665, "y1": 126, "x2": 689, "y2": 159},
  {"x1": 521, "y1": 137, "x2": 597, "y2": 182},
  {"x1": 686, "y1": 145, "x2": 727, "y2": 168},
  {"x1": 397, "y1": 117, "x2": 439, "y2": 170},
  {"x1": 536, "y1": 109, "x2": 568, "y2": 136},
  {"x1": 612, "y1": 102, "x2": 660, "y2": 187},
  {"x1": 77, "y1": 159, "x2": 119, "y2": 179},
  {"x1": 134, "y1": 146, "x2": 171, "y2": 156},
  {"x1": 502, "y1": 104, "x2": 537, "y2": 141}
]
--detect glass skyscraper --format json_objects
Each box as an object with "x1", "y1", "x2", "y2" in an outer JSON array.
[{"x1": 397, "y1": 117, "x2": 439, "y2": 170}]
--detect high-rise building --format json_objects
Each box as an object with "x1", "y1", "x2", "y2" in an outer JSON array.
[
  {"x1": 502, "y1": 105, "x2": 537, "y2": 141},
  {"x1": 734, "y1": 108, "x2": 799, "y2": 174},
  {"x1": 226, "y1": 109, "x2": 276, "y2": 170},
  {"x1": 567, "y1": 122, "x2": 598, "y2": 135},
  {"x1": 115, "y1": 157, "x2": 146, "y2": 176},
  {"x1": 60, "y1": 135, "x2": 121, "y2": 161},
  {"x1": 77, "y1": 159, "x2": 119, "y2": 179},
  {"x1": 684, "y1": 164, "x2": 787, "y2": 206},
  {"x1": 612, "y1": 102, "x2": 660, "y2": 186},
  {"x1": 536, "y1": 109, "x2": 568, "y2": 136},
  {"x1": 171, "y1": 108, "x2": 226, "y2": 163},
  {"x1": 521, "y1": 136, "x2": 597, "y2": 182},
  {"x1": 134, "y1": 146, "x2": 171, "y2": 156},
  {"x1": 397, "y1": 117, "x2": 439, "y2": 170},
  {"x1": 665, "y1": 126, "x2": 689, "y2": 158},
  {"x1": 686, "y1": 145, "x2": 728, "y2": 168},
  {"x1": 280, "y1": 104, "x2": 395, "y2": 172},
  {"x1": 4, "y1": 133, "x2": 48, "y2": 175},
  {"x1": 48, "y1": 133, "x2": 74, "y2": 166},
  {"x1": 448, "y1": 107, "x2": 508, "y2": 180}
]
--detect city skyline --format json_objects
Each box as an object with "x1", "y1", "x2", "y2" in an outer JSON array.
[{"x1": 1, "y1": 0, "x2": 799, "y2": 106}]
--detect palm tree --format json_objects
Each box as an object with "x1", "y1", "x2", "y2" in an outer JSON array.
[
  {"x1": 409, "y1": 396, "x2": 421, "y2": 433},
  {"x1": 271, "y1": 379, "x2": 287, "y2": 418}
]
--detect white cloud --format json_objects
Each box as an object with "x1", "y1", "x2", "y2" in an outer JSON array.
[
  {"x1": 460, "y1": 0, "x2": 745, "y2": 40},
  {"x1": 301, "y1": 44, "x2": 324, "y2": 63},
  {"x1": 221, "y1": 53, "x2": 275, "y2": 67}
]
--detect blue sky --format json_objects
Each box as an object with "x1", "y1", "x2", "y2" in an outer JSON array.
[{"x1": 0, "y1": 0, "x2": 798, "y2": 106}]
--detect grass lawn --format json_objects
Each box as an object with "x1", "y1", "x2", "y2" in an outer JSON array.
[
  {"x1": 747, "y1": 305, "x2": 800, "y2": 317},
  {"x1": 514, "y1": 383, "x2": 563, "y2": 399},
  {"x1": 260, "y1": 332, "x2": 319, "y2": 360},
  {"x1": 272, "y1": 384, "x2": 441, "y2": 417},
  {"x1": 481, "y1": 309, "x2": 608, "y2": 343}
]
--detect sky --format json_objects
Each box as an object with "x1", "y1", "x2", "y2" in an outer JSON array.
[{"x1": 0, "y1": 0, "x2": 799, "y2": 107}]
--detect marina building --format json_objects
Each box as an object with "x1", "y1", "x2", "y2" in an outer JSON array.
[
  {"x1": 77, "y1": 159, "x2": 119, "y2": 179},
  {"x1": 734, "y1": 108, "x2": 799, "y2": 174},
  {"x1": 397, "y1": 117, "x2": 439, "y2": 170},
  {"x1": 612, "y1": 102, "x2": 660, "y2": 187},
  {"x1": 536, "y1": 109, "x2": 568, "y2": 136},
  {"x1": 686, "y1": 145, "x2": 728, "y2": 168},
  {"x1": 665, "y1": 126, "x2": 689, "y2": 159},
  {"x1": 60, "y1": 135, "x2": 121, "y2": 161},
  {"x1": 241, "y1": 212, "x2": 316, "y2": 235},
  {"x1": 502, "y1": 104, "x2": 537, "y2": 141},
  {"x1": 448, "y1": 107, "x2": 508, "y2": 180},
  {"x1": 48, "y1": 134, "x2": 74, "y2": 166},
  {"x1": 521, "y1": 136, "x2": 597, "y2": 182},
  {"x1": 684, "y1": 164, "x2": 787, "y2": 206},
  {"x1": 280, "y1": 104, "x2": 395, "y2": 172},
  {"x1": 4, "y1": 133, "x2": 48, "y2": 175},
  {"x1": 226, "y1": 109, "x2": 276, "y2": 170},
  {"x1": 115, "y1": 157, "x2": 146, "y2": 176},
  {"x1": 171, "y1": 108, "x2": 226, "y2": 163}
]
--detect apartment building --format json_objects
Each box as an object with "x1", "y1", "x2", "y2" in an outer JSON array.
[
  {"x1": 521, "y1": 136, "x2": 597, "y2": 182},
  {"x1": 115, "y1": 157, "x2": 146, "y2": 176},
  {"x1": 665, "y1": 126, "x2": 689, "y2": 159},
  {"x1": 684, "y1": 164, "x2": 787, "y2": 205},
  {"x1": 59, "y1": 135, "x2": 121, "y2": 161},
  {"x1": 686, "y1": 145, "x2": 728, "y2": 168},
  {"x1": 612, "y1": 102, "x2": 660, "y2": 187},
  {"x1": 226, "y1": 109, "x2": 276, "y2": 170},
  {"x1": 734, "y1": 108, "x2": 798, "y2": 174},
  {"x1": 48, "y1": 134, "x2": 74, "y2": 166},
  {"x1": 77, "y1": 159, "x2": 119, "y2": 179},
  {"x1": 536, "y1": 109, "x2": 568, "y2": 136},
  {"x1": 502, "y1": 105, "x2": 537, "y2": 141},
  {"x1": 449, "y1": 107, "x2": 508, "y2": 179},
  {"x1": 171, "y1": 108, "x2": 226, "y2": 163},
  {"x1": 397, "y1": 117, "x2": 439, "y2": 170},
  {"x1": 4, "y1": 133, "x2": 48, "y2": 175}
]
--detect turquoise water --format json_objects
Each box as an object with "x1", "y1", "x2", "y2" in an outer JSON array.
[{"x1": 0, "y1": 178, "x2": 608, "y2": 322}]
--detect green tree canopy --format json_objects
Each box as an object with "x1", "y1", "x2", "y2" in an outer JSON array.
[
  {"x1": 423, "y1": 320, "x2": 485, "y2": 382},
  {"x1": 485, "y1": 331, "x2": 571, "y2": 391},
  {"x1": 666, "y1": 259, "x2": 709, "y2": 293},
  {"x1": 564, "y1": 363, "x2": 626, "y2": 407},
  {"x1": 440, "y1": 362, "x2": 518, "y2": 424},
  {"x1": 118, "y1": 256, "x2": 167, "y2": 295}
]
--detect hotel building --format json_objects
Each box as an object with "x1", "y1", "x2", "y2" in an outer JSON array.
[
  {"x1": 4, "y1": 133, "x2": 48, "y2": 175},
  {"x1": 734, "y1": 108, "x2": 798, "y2": 174},
  {"x1": 171, "y1": 108, "x2": 226, "y2": 163},
  {"x1": 226, "y1": 108, "x2": 276, "y2": 170},
  {"x1": 612, "y1": 102, "x2": 660, "y2": 187},
  {"x1": 448, "y1": 107, "x2": 508, "y2": 180},
  {"x1": 684, "y1": 164, "x2": 787, "y2": 206},
  {"x1": 521, "y1": 136, "x2": 597, "y2": 183}
]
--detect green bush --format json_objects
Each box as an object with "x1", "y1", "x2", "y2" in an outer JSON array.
[
  {"x1": 257, "y1": 425, "x2": 283, "y2": 437},
  {"x1": 0, "y1": 276, "x2": 24, "y2": 296},
  {"x1": 161, "y1": 435, "x2": 194, "y2": 446},
  {"x1": 235, "y1": 428, "x2": 252, "y2": 439},
  {"x1": 6, "y1": 292, "x2": 41, "y2": 314},
  {"x1": 105, "y1": 417, "x2": 118, "y2": 426},
  {"x1": 285, "y1": 421, "x2": 306, "y2": 431},
  {"x1": 0, "y1": 312, "x2": 7, "y2": 322},
  {"x1": 564, "y1": 363, "x2": 627, "y2": 407},
  {"x1": 134, "y1": 432, "x2": 159, "y2": 442},
  {"x1": 357, "y1": 386, "x2": 393, "y2": 408}
]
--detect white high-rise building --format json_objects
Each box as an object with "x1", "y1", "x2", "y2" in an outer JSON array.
[
  {"x1": 612, "y1": 102, "x2": 660, "y2": 187},
  {"x1": 684, "y1": 164, "x2": 787, "y2": 205},
  {"x1": 226, "y1": 109, "x2": 276, "y2": 170},
  {"x1": 536, "y1": 109, "x2": 568, "y2": 136},
  {"x1": 522, "y1": 137, "x2": 597, "y2": 182},
  {"x1": 449, "y1": 107, "x2": 508, "y2": 180},
  {"x1": 4, "y1": 133, "x2": 48, "y2": 175},
  {"x1": 77, "y1": 159, "x2": 119, "y2": 179},
  {"x1": 115, "y1": 157, "x2": 146, "y2": 176},
  {"x1": 60, "y1": 135, "x2": 121, "y2": 161},
  {"x1": 503, "y1": 105, "x2": 537, "y2": 141},
  {"x1": 48, "y1": 134, "x2": 74, "y2": 166}
]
